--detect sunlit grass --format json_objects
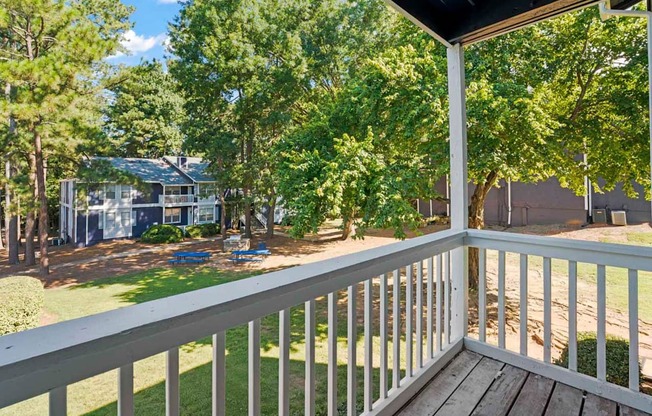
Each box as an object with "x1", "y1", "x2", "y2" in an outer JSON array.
[{"x1": 1, "y1": 268, "x2": 417, "y2": 416}]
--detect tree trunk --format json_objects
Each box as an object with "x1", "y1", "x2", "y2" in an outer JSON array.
[
  {"x1": 24, "y1": 153, "x2": 37, "y2": 266},
  {"x1": 4, "y1": 161, "x2": 19, "y2": 263},
  {"x1": 243, "y1": 188, "x2": 252, "y2": 238},
  {"x1": 266, "y1": 192, "x2": 275, "y2": 240},
  {"x1": 5, "y1": 81, "x2": 19, "y2": 264},
  {"x1": 341, "y1": 216, "x2": 354, "y2": 240},
  {"x1": 467, "y1": 171, "x2": 499, "y2": 290},
  {"x1": 35, "y1": 131, "x2": 50, "y2": 276},
  {"x1": 220, "y1": 194, "x2": 227, "y2": 239}
]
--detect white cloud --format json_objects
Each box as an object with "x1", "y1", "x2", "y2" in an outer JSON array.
[
  {"x1": 157, "y1": 0, "x2": 179, "y2": 4},
  {"x1": 120, "y1": 30, "x2": 167, "y2": 55}
]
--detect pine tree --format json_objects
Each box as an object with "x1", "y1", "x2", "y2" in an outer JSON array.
[{"x1": 0, "y1": 0, "x2": 132, "y2": 276}]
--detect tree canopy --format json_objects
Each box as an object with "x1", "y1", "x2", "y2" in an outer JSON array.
[{"x1": 105, "y1": 61, "x2": 186, "y2": 158}]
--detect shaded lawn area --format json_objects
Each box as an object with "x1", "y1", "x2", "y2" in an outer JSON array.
[{"x1": 2, "y1": 267, "x2": 411, "y2": 416}]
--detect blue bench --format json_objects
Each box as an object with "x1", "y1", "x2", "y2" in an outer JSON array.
[
  {"x1": 168, "y1": 258, "x2": 206, "y2": 265},
  {"x1": 169, "y1": 251, "x2": 211, "y2": 265},
  {"x1": 230, "y1": 249, "x2": 271, "y2": 264}
]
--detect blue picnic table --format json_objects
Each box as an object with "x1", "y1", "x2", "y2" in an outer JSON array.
[
  {"x1": 229, "y1": 249, "x2": 271, "y2": 264},
  {"x1": 169, "y1": 251, "x2": 211, "y2": 265}
]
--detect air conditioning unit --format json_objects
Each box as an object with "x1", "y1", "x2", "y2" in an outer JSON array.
[
  {"x1": 611, "y1": 210, "x2": 627, "y2": 226},
  {"x1": 592, "y1": 209, "x2": 607, "y2": 224}
]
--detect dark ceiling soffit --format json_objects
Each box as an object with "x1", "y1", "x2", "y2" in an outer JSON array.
[
  {"x1": 457, "y1": 0, "x2": 600, "y2": 44},
  {"x1": 388, "y1": 0, "x2": 601, "y2": 45},
  {"x1": 611, "y1": 0, "x2": 645, "y2": 9}
]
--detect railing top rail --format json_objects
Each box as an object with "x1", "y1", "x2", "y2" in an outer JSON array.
[
  {"x1": 466, "y1": 229, "x2": 652, "y2": 272},
  {"x1": 0, "y1": 229, "x2": 464, "y2": 409}
]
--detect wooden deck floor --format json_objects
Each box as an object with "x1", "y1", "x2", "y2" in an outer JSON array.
[{"x1": 398, "y1": 351, "x2": 651, "y2": 416}]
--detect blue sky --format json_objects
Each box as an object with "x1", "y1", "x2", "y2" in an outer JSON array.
[{"x1": 108, "y1": 0, "x2": 181, "y2": 66}]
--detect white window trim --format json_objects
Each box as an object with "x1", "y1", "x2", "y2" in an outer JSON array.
[
  {"x1": 164, "y1": 208, "x2": 182, "y2": 224},
  {"x1": 197, "y1": 206, "x2": 214, "y2": 224},
  {"x1": 120, "y1": 185, "x2": 132, "y2": 200}
]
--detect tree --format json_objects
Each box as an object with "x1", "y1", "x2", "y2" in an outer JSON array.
[
  {"x1": 105, "y1": 61, "x2": 186, "y2": 158},
  {"x1": 0, "y1": 0, "x2": 132, "y2": 276},
  {"x1": 277, "y1": 21, "x2": 446, "y2": 239},
  {"x1": 170, "y1": 0, "x2": 395, "y2": 239},
  {"x1": 534, "y1": 8, "x2": 649, "y2": 197}
]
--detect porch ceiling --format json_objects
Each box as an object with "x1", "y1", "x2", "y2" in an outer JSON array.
[{"x1": 387, "y1": 0, "x2": 644, "y2": 45}]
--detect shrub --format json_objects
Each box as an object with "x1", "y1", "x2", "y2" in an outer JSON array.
[
  {"x1": 555, "y1": 331, "x2": 640, "y2": 388},
  {"x1": 185, "y1": 223, "x2": 220, "y2": 238},
  {"x1": 0, "y1": 276, "x2": 44, "y2": 336},
  {"x1": 141, "y1": 224, "x2": 184, "y2": 244}
]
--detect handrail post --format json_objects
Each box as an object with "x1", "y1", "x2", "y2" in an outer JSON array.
[{"x1": 447, "y1": 43, "x2": 469, "y2": 340}]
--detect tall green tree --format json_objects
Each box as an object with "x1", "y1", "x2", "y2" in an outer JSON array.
[
  {"x1": 0, "y1": 0, "x2": 131, "y2": 275},
  {"x1": 170, "y1": 0, "x2": 394, "y2": 238},
  {"x1": 105, "y1": 61, "x2": 186, "y2": 158},
  {"x1": 277, "y1": 20, "x2": 446, "y2": 239},
  {"x1": 536, "y1": 8, "x2": 649, "y2": 197}
]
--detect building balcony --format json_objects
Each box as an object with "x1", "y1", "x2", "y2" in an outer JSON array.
[
  {"x1": 0, "y1": 230, "x2": 651, "y2": 415},
  {"x1": 196, "y1": 195, "x2": 217, "y2": 204},
  {"x1": 159, "y1": 194, "x2": 194, "y2": 206}
]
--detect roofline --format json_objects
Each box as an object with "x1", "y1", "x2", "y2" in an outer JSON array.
[
  {"x1": 461, "y1": 0, "x2": 601, "y2": 46},
  {"x1": 383, "y1": 0, "x2": 453, "y2": 47}
]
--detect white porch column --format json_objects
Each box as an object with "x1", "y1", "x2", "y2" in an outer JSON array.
[{"x1": 447, "y1": 43, "x2": 469, "y2": 340}]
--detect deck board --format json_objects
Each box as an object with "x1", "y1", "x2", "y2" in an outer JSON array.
[
  {"x1": 434, "y1": 357, "x2": 504, "y2": 416},
  {"x1": 582, "y1": 393, "x2": 617, "y2": 416},
  {"x1": 470, "y1": 364, "x2": 528, "y2": 416},
  {"x1": 621, "y1": 405, "x2": 652, "y2": 416},
  {"x1": 399, "y1": 350, "x2": 482, "y2": 416},
  {"x1": 397, "y1": 350, "x2": 651, "y2": 416},
  {"x1": 544, "y1": 383, "x2": 583, "y2": 416},
  {"x1": 507, "y1": 373, "x2": 555, "y2": 416}
]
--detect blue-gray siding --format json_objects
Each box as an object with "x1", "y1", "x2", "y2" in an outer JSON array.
[{"x1": 132, "y1": 207, "x2": 163, "y2": 237}]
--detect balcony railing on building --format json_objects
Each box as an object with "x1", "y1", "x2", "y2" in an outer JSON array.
[{"x1": 159, "y1": 194, "x2": 194, "y2": 205}]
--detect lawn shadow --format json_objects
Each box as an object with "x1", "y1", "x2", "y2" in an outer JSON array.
[{"x1": 84, "y1": 350, "x2": 401, "y2": 415}]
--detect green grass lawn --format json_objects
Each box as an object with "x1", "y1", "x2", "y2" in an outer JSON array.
[{"x1": 1, "y1": 267, "x2": 413, "y2": 416}]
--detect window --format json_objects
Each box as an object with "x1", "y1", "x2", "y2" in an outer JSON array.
[
  {"x1": 132, "y1": 211, "x2": 137, "y2": 227},
  {"x1": 121, "y1": 185, "x2": 131, "y2": 200},
  {"x1": 121, "y1": 211, "x2": 130, "y2": 227},
  {"x1": 165, "y1": 186, "x2": 181, "y2": 195},
  {"x1": 199, "y1": 184, "x2": 217, "y2": 199},
  {"x1": 98, "y1": 212, "x2": 104, "y2": 230},
  {"x1": 198, "y1": 207, "x2": 214, "y2": 223},
  {"x1": 106, "y1": 212, "x2": 116, "y2": 229},
  {"x1": 165, "y1": 208, "x2": 181, "y2": 224},
  {"x1": 105, "y1": 185, "x2": 116, "y2": 200}
]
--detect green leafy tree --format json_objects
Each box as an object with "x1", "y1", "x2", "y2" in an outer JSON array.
[
  {"x1": 0, "y1": 0, "x2": 132, "y2": 275},
  {"x1": 170, "y1": 0, "x2": 394, "y2": 239},
  {"x1": 534, "y1": 8, "x2": 649, "y2": 197},
  {"x1": 105, "y1": 61, "x2": 186, "y2": 158},
  {"x1": 277, "y1": 22, "x2": 446, "y2": 239}
]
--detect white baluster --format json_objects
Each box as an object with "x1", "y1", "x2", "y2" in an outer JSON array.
[
  {"x1": 249, "y1": 319, "x2": 261, "y2": 416},
  {"x1": 347, "y1": 285, "x2": 357, "y2": 416},
  {"x1": 213, "y1": 332, "x2": 226, "y2": 416}
]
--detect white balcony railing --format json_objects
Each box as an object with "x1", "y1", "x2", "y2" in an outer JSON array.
[
  {"x1": 1, "y1": 229, "x2": 651, "y2": 414},
  {"x1": 464, "y1": 229, "x2": 652, "y2": 412},
  {"x1": 196, "y1": 195, "x2": 216, "y2": 204},
  {"x1": 159, "y1": 194, "x2": 194, "y2": 205},
  {"x1": 0, "y1": 229, "x2": 464, "y2": 416}
]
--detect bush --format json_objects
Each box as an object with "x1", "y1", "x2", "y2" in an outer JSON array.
[
  {"x1": 141, "y1": 224, "x2": 184, "y2": 244},
  {"x1": 0, "y1": 276, "x2": 44, "y2": 336},
  {"x1": 555, "y1": 331, "x2": 640, "y2": 388},
  {"x1": 185, "y1": 223, "x2": 220, "y2": 238}
]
